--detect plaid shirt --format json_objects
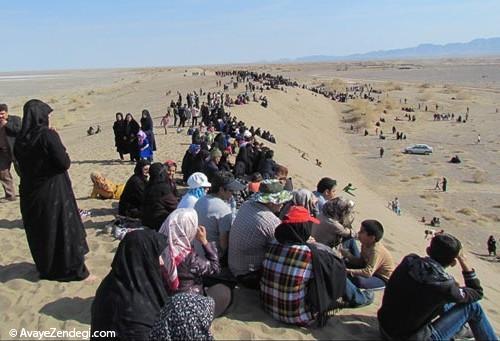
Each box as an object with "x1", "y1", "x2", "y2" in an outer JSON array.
[{"x1": 260, "y1": 241, "x2": 314, "y2": 326}]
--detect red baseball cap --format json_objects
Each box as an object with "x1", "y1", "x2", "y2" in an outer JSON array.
[{"x1": 282, "y1": 205, "x2": 320, "y2": 224}]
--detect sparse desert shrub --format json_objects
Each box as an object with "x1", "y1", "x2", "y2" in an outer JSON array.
[
  {"x1": 472, "y1": 170, "x2": 487, "y2": 183},
  {"x1": 456, "y1": 208, "x2": 478, "y2": 216}
]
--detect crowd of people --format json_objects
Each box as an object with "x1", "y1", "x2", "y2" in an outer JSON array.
[{"x1": 1, "y1": 70, "x2": 498, "y2": 341}]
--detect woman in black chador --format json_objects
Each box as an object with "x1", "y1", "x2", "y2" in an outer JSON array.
[
  {"x1": 112, "y1": 112, "x2": 128, "y2": 160},
  {"x1": 14, "y1": 99, "x2": 90, "y2": 281},
  {"x1": 124, "y1": 113, "x2": 140, "y2": 161},
  {"x1": 140, "y1": 109, "x2": 157, "y2": 151}
]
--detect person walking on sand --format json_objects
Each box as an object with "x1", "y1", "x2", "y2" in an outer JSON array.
[
  {"x1": 487, "y1": 236, "x2": 496, "y2": 256},
  {"x1": 380, "y1": 147, "x2": 384, "y2": 158},
  {"x1": 476, "y1": 134, "x2": 481, "y2": 144},
  {"x1": 442, "y1": 177, "x2": 447, "y2": 192},
  {"x1": 160, "y1": 110, "x2": 172, "y2": 135}
]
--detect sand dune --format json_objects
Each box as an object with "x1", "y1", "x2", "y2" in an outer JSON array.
[{"x1": 1, "y1": 62, "x2": 499, "y2": 339}]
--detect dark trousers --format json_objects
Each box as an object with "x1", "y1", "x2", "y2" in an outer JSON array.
[{"x1": 0, "y1": 151, "x2": 15, "y2": 198}]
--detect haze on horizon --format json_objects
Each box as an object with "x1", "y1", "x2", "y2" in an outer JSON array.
[{"x1": 2, "y1": 0, "x2": 500, "y2": 72}]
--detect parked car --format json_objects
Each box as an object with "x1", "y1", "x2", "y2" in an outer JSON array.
[{"x1": 404, "y1": 144, "x2": 433, "y2": 155}]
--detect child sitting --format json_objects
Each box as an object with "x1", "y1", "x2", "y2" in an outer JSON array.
[{"x1": 341, "y1": 220, "x2": 394, "y2": 290}]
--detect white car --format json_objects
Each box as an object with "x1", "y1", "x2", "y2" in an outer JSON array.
[{"x1": 404, "y1": 144, "x2": 433, "y2": 155}]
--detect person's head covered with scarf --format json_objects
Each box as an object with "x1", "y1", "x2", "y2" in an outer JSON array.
[{"x1": 158, "y1": 208, "x2": 199, "y2": 291}]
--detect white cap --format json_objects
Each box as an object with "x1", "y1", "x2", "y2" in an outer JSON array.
[
  {"x1": 243, "y1": 130, "x2": 252, "y2": 138},
  {"x1": 187, "y1": 172, "x2": 211, "y2": 189}
]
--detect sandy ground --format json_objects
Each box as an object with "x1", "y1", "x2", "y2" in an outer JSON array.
[{"x1": 1, "y1": 60, "x2": 499, "y2": 339}]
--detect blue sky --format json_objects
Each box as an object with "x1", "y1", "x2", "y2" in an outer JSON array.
[{"x1": 1, "y1": 0, "x2": 499, "y2": 71}]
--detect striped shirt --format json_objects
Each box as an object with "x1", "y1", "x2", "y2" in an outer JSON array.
[
  {"x1": 261, "y1": 241, "x2": 314, "y2": 326},
  {"x1": 228, "y1": 200, "x2": 281, "y2": 276}
]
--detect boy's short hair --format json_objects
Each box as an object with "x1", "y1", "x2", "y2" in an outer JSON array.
[
  {"x1": 317, "y1": 177, "x2": 337, "y2": 193},
  {"x1": 0, "y1": 103, "x2": 8, "y2": 112},
  {"x1": 429, "y1": 233, "x2": 462, "y2": 267},
  {"x1": 361, "y1": 219, "x2": 384, "y2": 242}
]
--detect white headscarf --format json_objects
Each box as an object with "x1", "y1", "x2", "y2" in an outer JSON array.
[{"x1": 159, "y1": 208, "x2": 198, "y2": 291}]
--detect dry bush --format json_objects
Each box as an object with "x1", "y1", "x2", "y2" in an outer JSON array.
[
  {"x1": 485, "y1": 214, "x2": 500, "y2": 222},
  {"x1": 410, "y1": 176, "x2": 422, "y2": 180},
  {"x1": 440, "y1": 84, "x2": 458, "y2": 94},
  {"x1": 455, "y1": 91, "x2": 471, "y2": 100},
  {"x1": 344, "y1": 99, "x2": 379, "y2": 129},
  {"x1": 400, "y1": 178, "x2": 409, "y2": 182},
  {"x1": 456, "y1": 208, "x2": 478, "y2": 216},
  {"x1": 327, "y1": 79, "x2": 347, "y2": 92},
  {"x1": 441, "y1": 214, "x2": 456, "y2": 221},
  {"x1": 417, "y1": 92, "x2": 433, "y2": 101},
  {"x1": 419, "y1": 193, "x2": 440, "y2": 200},
  {"x1": 423, "y1": 170, "x2": 437, "y2": 177},
  {"x1": 420, "y1": 83, "x2": 432, "y2": 89},
  {"x1": 385, "y1": 82, "x2": 403, "y2": 91},
  {"x1": 472, "y1": 170, "x2": 487, "y2": 183}
]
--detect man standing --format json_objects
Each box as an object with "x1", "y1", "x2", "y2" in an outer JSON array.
[
  {"x1": 0, "y1": 103, "x2": 21, "y2": 202},
  {"x1": 380, "y1": 147, "x2": 384, "y2": 158}
]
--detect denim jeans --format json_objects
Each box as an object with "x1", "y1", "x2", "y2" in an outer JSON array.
[
  {"x1": 343, "y1": 277, "x2": 373, "y2": 307},
  {"x1": 351, "y1": 275, "x2": 386, "y2": 289},
  {"x1": 430, "y1": 302, "x2": 497, "y2": 341},
  {"x1": 342, "y1": 238, "x2": 360, "y2": 258}
]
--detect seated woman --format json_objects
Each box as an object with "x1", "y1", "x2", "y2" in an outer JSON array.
[
  {"x1": 142, "y1": 163, "x2": 178, "y2": 231},
  {"x1": 280, "y1": 188, "x2": 319, "y2": 219},
  {"x1": 90, "y1": 171, "x2": 124, "y2": 199},
  {"x1": 261, "y1": 206, "x2": 373, "y2": 327},
  {"x1": 177, "y1": 172, "x2": 211, "y2": 209},
  {"x1": 91, "y1": 229, "x2": 168, "y2": 340},
  {"x1": 159, "y1": 208, "x2": 231, "y2": 317},
  {"x1": 312, "y1": 197, "x2": 359, "y2": 257},
  {"x1": 149, "y1": 293, "x2": 215, "y2": 341},
  {"x1": 118, "y1": 160, "x2": 150, "y2": 218},
  {"x1": 165, "y1": 160, "x2": 180, "y2": 197}
]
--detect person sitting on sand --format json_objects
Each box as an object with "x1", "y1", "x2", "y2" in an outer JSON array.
[
  {"x1": 164, "y1": 160, "x2": 180, "y2": 197},
  {"x1": 177, "y1": 172, "x2": 211, "y2": 209},
  {"x1": 248, "y1": 172, "x2": 263, "y2": 193},
  {"x1": 87, "y1": 126, "x2": 95, "y2": 135},
  {"x1": 141, "y1": 163, "x2": 178, "y2": 231},
  {"x1": 279, "y1": 188, "x2": 319, "y2": 219},
  {"x1": 91, "y1": 229, "x2": 168, "y2": 340},
  {"x1": 90, "y1": 171, "x2": 124, "y2": 199},
  {"x1": 312, "y1": 197, "x2": 359, "y2": 255},
  {"x1": 149, "y1": 293, "x2": 216, "y2": 340},
  {"x1": 261, "y1": 206, "x2": 374, "y2": 327},
  {"x1": 118, "y1": 160, "x2": 150, "y2": 218},
  {"x1": 378, "y1": 233, "x2": 497, "y2": 340},
  {"x1": 312, "y1": 177, "x2": 337, "y2": 212},
  {"x1": 194, "y1": 171, "x2": 245, "y2": 261},
  {"x1": 229, "y1": 180, "x2": 292, "y2": 289},
  {"x1": 340, "y1": 220, "x2": 394, "y2": 290},
  {"x1": 343, "y1": 183, "x2": 357, "y2": 196},
  {"x1": 159, "y1": 208, "x2": 231, "y2": 317}
]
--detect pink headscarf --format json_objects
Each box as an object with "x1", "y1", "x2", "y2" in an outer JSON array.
[
  {"x1": 137, "y1": 130, "x2": 147, "y2": 144},
  {"x1": 159, "y1": 208, "x2": 198, "y2": 291}
]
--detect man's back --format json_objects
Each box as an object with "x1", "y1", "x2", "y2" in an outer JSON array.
[
  {"x1": 194, "y1": 195, "x2": 232, "y2": 254},
  {"x1": 378, "y1": 254, "x2": 468, "y2": 339},
  {"x1": 228, "y1": 200, "x2": 281, "y2": 276}
]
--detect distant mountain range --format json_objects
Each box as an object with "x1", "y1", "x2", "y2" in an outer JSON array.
[{"x1": 280, "y1": 37, "x2": 500, "y2": 63}]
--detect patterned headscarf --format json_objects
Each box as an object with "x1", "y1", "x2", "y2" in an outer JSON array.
[
  {"x1": 137, "y1": 130, "x2": 147, "y2": 145},
  {"x1": 149, "y1": 293, "x2": 215, "y2": 341},
  {"x1": 159, "y1": 208, "x2": 198, "y2": 291}
]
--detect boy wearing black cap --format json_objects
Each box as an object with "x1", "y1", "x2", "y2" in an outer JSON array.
[{"x1": 378, "y1": 233, "x2": 496, "y2": 340}]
